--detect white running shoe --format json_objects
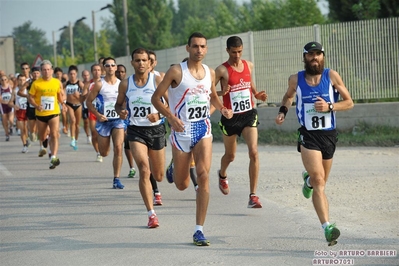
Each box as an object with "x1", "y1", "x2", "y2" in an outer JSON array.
[
  {"x1": 22, "y1": 146, "x2": 28, "y2": 153},
  {"x1": 96, "y1": 154, "x2": 103, "y2": 162}
]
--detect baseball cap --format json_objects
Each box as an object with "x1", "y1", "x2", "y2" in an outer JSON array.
[{"x1": 303, "y1": 41, "x2": 324, "y2": 54}]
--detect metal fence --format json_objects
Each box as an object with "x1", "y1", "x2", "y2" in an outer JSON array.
[{"x1": 76, "y1": 17, "x2": 399, "y2": 103}]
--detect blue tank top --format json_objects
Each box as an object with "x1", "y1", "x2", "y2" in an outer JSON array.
[{"x1": 296, "y1": 69, "x2": 339, "y2": 131}]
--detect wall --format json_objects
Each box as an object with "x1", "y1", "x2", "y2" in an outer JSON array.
[{"x1": 0, "y1": 36, "x2": 15, "y2": 75}]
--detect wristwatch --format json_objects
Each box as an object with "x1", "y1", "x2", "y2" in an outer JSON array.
[{"x1": 328, "y1": 102, "x2": 334, "y2": 111}]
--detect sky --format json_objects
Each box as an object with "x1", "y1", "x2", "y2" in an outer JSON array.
[{"x1": 0, "y1": 0, "x2": 328, "y2": 44}]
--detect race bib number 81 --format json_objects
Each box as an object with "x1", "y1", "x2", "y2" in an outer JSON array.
[{"x1": 304, "y1": 103, "x2": 331, "y2": 130}]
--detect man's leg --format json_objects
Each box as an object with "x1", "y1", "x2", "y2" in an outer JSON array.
[
  {"x1": 47, "y1": 116, "x2": 60, "y2": 156},
  {"x1": 242, "y1": 127, "x2": 259, "y2": 195},
  {"x1": 111, "y1": 128, "x2": 124, "y2": 178},
  {"x1": 219, "y1": 134, "x2": 237, "y2": 177}
]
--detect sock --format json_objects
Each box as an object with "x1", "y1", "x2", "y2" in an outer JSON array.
[
  {"x1": 218, "y1": 171, "x2": 227, "y2": 179},
  {"x1": 306, "y1": 177, "x2": 312, "y2": 188},
  {"x1": 194, "y1": 225, "x2": 203, "y2": 233},
  {"x1": 148, "y1": 210, "x2": 155, "y2": 217},
  {"x1": 249, "y1": 193, "x2": 255, "y2": 198},
  {"x1": 322, "y1": 222, "x2": 330, "y2": 230},
  {"x1": 51, "y1": 155, "x2": 56, "y2": 159},
  {"x1": 40, "y1": 145, "x2": 44, "y2": 150}
]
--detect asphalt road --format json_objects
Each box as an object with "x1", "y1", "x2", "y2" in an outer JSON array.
[{"x1": 0, "y1": 127, "x2": 397, "y2": 266}]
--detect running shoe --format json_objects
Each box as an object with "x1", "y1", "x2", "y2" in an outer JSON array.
[
  {"x1": 302, "y1": 171, "x2": 313, "y2": 199},
  {"x1": 22, "y1": 146, "x2": 28, "y2": 153},
  {"x1": 166, "y1": 159, "x2": 174, "y2": 183},
  {"x1": 153, "y1": 193, "x2": 163, "y2": 206},
  {"x1": 128, "y1": 168, "x2": 136, "y2": 178},
  {"x1": 70, "y1": 139, "x2": 78, "y2": 150},
  {"x1": 324, "y1": 223, "x2": 340, "y2": 246},
  {"x1": 113, "y1": 178, "x2": 124, "y2": 189},
  {"x1": 193, "y1": 230, "x2": 210, "y2": 246},
  {"x1": 5, "y1": 136, "x2": 10, "y2": 141},
  {"x1": 96, "y1": 154, "x2": 103, "y2": 162},
  {"x1": 26, "y1": 140, "x2": 31, "y2": 147},
  {"x1": 38, "y1": 148, "x2": 47, "y2": 157},
  {"x1": 194, "y1": 185, "x2": 199, "y2": 192},
  {"x1": 148, "y1": 214, "x2": 159, "y2": 228},
  {"x1": 248, "y1": 195, "x2": 262, "y2": 208},
  {"x1": 49, "y1": 157, "x2": 60, "y2": 169},
  {"x1": 87, "y1": 136, "x2": 92, "y2": 144},
  {"x1": 218, "y1": 170, "x2": 229, "y2": 195},
  {"x1": 32, "y1": 133, "x2": 37, "y2": 142}
]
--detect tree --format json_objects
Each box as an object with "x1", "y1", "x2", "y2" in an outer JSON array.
[
  {"x1": 12, "y1": 21, "x2": 52, "y2": 70},
  {"x1": 57, "y1": 21, "x2": 93, "y2": 65},
  {"x1": 328, "y1": 0, "x2": 399, "y2": 21},
  {"x1": 111, "y1": 0, "x2": 174, "y2": 55}
]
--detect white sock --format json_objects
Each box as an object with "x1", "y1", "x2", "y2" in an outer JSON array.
[
  {"x1": 194, "y1": 225, "x2": 203, "y2": 233},
  {"x1": 148, "y1": 210, "x2": 155, "y2": 217},
  {"x1": 322, "y1": 222, "x2": 330, "y2": 230},
  {"x1": 306, "y1": 177, "x2": 312, "y2": 188}
]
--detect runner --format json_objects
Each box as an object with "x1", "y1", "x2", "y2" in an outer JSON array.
[
  {"x1": 115, "y1": 48, "x2": 166, "y2": 227},
  {"x1": 64, "y1": 65, "x2": 84, "y2": 150},
  {"x1": 81, "y1": 69, "x2": 92, "y2": 144},
  {"x1": 8, "y1": 74, "x2": 29, "y2": 152},
  {"x1": 152, "y1": 32, "x2": 233, "y2": 245},
  {"x1": 0, "y1": 75, "x2": 14, "y2": 141},
  {"x1": 86, "y1": 57, "x2": 125, "y2": 189},
  {"x1": 28, "y1": 60, "x2": 64, "y2": 169}
]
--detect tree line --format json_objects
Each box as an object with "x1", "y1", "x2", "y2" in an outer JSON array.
[{"x1": 12, "y1": 0, "x2": 398, "y2": 71}]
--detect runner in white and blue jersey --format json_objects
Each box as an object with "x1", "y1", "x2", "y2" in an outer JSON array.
[{"x1": 86, "y1": 57, "x2": 126, "y2": 190}]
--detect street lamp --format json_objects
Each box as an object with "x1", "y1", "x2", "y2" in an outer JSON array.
[
  {"x1": 123, "y1": 0, "x2": 130, "y2": 57},
  {"x1": 92, "y1": 4, "x2": 112, "y2": 62},
  {"x1": 59, "y1": 16, "x2": 86, "y2": 60}
]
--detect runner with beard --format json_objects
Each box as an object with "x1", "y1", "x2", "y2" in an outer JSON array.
[{"x1": 275, "y1": 41, "x2": 354, "y2": 246}]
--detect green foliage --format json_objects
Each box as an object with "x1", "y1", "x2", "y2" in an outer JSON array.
[
  {"x1": 12, "y1": 21, "x2": 52, "y2": 71},
  {"x1": 328, "y1": 0, "x2": 399, "y2": 21}
]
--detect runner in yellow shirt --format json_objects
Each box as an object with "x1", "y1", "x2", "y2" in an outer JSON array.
[{"x1": 28, "y1": 60, "x2": 66, "y2": 169}]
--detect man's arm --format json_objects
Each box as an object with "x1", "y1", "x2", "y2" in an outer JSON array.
[
  {"x1": 152, "y1": 65, "x2": 186, "y2": 132},
  {"x1": 246, "y1": 61, "x2": 267, "y2": 102},
  {"x1": 329, "y1": 70, "x2": 354, "y2": 111},
  {"x1": 275, "y1": 74, "x2": 298, "y2": 125},
  {"x1": 209, "y1": 68, "x2": 233, "y2": 119},
  {"x1": 115, "y1": 79, "x2": 128, "y2": 120},
  {"x1": 86, "y1": 80, "x2": 107, "y2": 122},
  {"x1": 214, "y1": 65, "x2": 229, "y2": 96}
]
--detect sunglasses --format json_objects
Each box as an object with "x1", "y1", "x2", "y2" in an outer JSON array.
[{"x1": 104, "y1": 64, "x2": 116, "y2": 67}]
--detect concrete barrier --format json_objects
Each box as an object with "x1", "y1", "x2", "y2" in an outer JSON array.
[{"x1": 211, "y1": 102, "x2": 399, "y2": 132}]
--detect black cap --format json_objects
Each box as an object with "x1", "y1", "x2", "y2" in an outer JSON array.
[{"x1": 303, "y1": 41, "x2": 324, "y2": 54}]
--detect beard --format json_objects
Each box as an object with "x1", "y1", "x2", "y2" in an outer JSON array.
[{"x1": 304, "y1": 57, "x2": 324, "y2": 75}]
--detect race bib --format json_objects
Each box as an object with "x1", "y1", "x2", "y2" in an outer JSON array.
[
  {"x1": 41, "y1": 96, "x2": 55, "y2": 111},
  {"x1": 130, "y1": 95, "x2": 156, "y2": 118},
  {"x1": 304, "y1": 103, "x2": 332, "y2": 130},
  {"x1": 18, "y1": 97, "x2": 28, "y2": 110},
  {"x1": 2, "y1": 92, "x2": 11, "y2": 101},
  {"x1": 230, "y1": 89, "x2": 252, "y2": 113},
  {"x1": 104, "y1": 101, "x2": 119, "y2": 119},
  {"x1": 185, "y1": 94, "x2": 208, "y2": 122}
]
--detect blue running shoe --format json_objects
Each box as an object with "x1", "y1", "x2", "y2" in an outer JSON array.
[
  {"x1": 113, "y1": 178, "x2": 124, "y2": 189},
  {"x1": 166, "y1": 159, "x2": 174, "y2": 183},
  {"x1": 193, "y1": 230, "x2": 210, "y2": 246}
]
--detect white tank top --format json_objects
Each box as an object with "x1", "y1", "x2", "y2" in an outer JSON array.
[
  {"x1": 96, "y1": 78, "x2": 121, "y2": 120},
  {"x1": 15, "y1": 87, "x2": 28, "y2": 110},
  {"x1": 168, "y1": 61, "x2": 211, "y2": 123},
  {"x1": 126, "y1": 72, "x2": 162, "y2": 126}
]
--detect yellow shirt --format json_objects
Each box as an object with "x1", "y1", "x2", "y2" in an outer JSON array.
[{"x1": 29, "y1": 77, "x2": 61, "y2": 116}]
